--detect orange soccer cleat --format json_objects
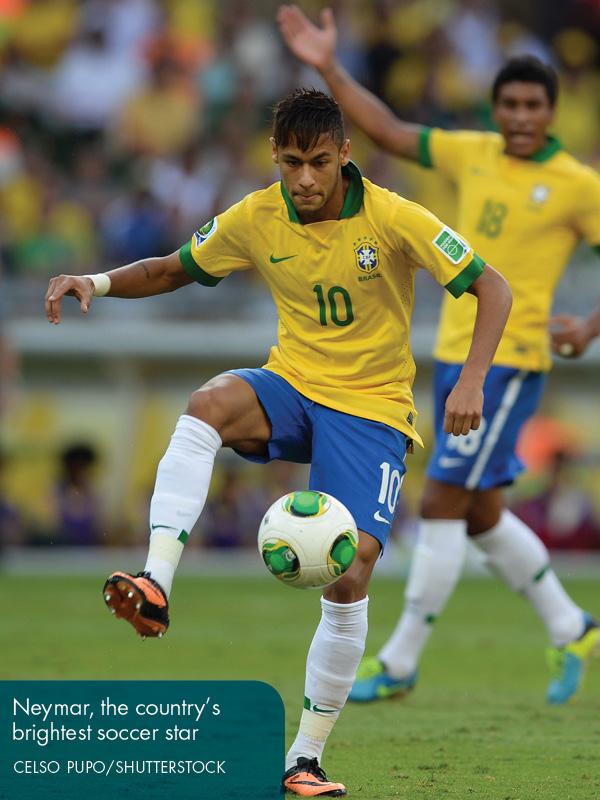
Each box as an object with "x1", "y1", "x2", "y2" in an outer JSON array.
[
  {"x1": 282, "y1": 757, "x2": 346, "y2": 797},
  {"x1": 103, "y1": 571, "x2": 169, "y2": 640}
]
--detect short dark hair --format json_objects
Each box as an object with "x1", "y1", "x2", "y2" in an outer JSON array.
[
  {"x1": 492, "y1": 55, "x2": 558, "y2": 106},
  {"x1": 272, "y1": 88, "x2": 345, "y2": 152}
]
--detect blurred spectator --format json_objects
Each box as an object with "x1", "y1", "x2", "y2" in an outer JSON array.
[
  {"x1": 70, "y1": 139, "x2": 119, "y2": 228},
  {"x1": 81, "y1": 0, "x2": 163, "y2": 57},
  {"x1": 100, "y1": 183, "x2": 170, "y2": 264},
  {"x1": 511, "y1": 416, "x2": 600, "y2": 551},
  {"x1": 0, "y1": 449, "x2": 25, "y2": 551},
  {"x1": 551, "y1": 28, "x2": 600, "y2": 159},
  {"x1": 0, "y1": 261, "x2": 19, "y2": 416},
  {"x1": 148, "y1": 141, "x2": 223, "y2": 244},
  {"x1": 445, "y1": 0, "x2": 503, "y2": 92},
  {"x1": 48, "y1": 22, "x2": 147, "y2": 134},
  {"x1": 202, "y1": 467, "x2": 265, "y2": 549},
  {"x1": 512, "y1": 451, "x2": 600, "y2": 551},
  {"x1": 7, "y1": 0, "x2": 79, "y2": 69},
  {"x1": 50, "y1": 443, "x2": 103, "y2": 546},
  {"x1": 0, "y1": 254, "x2": 22, "y2": 551},
  {"x1": 112, "y1": 56, "x2": 202, "y2": 159}
]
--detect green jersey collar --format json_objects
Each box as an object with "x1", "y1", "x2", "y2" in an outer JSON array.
[
  {"x1": 527, "y1": 135, "x2": 562, "y2": 162},
  {"x1": 280, "y1": 160, "x2": 364, "y2": 224}
]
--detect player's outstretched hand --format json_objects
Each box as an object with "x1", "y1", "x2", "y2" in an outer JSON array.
[
  {"x1": 549, "y1": 313, "x2": 590, "y2": 358},
  {"x1": 276, "y1": 5, "x2": 337, "y2": 72},
  {"x1": 45, "y1": 274, "x2": 95, "y2": 325},
  {"x1": 443, "y1": 381, "x2": 483, "y2": 437}
]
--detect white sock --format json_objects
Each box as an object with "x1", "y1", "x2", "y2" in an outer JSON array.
[
  {"x1": 379, "y1": 519, "x2": 466, "y2": 678},
  {"x1": 285, "y1": 596, "x2": 368, "y2": 769},
  {"x1": 473, "y1": 509, "x2": 584, "y2": 646},
  {"x1": 144, "y1": 414, "x2": 221, "y2": 596}
]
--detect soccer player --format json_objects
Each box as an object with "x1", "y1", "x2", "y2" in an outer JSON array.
[
  {"x1": 277, "y1": 5, "x2": 600, "y2": 707},
  {"x1": 45, "y1": 89, "x2": 511, "y2": 796}
]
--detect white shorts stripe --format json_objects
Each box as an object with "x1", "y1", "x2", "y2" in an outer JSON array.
[{"x1": 465, "y1": 370, "x2": 528, "y2": 490}]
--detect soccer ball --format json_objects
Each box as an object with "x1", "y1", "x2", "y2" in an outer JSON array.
[{"x1": 257, "y1": 490, "x2": 358, "y2": 589}]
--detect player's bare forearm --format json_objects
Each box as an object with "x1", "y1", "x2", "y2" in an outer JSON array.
[
  {"x1": 45, "y1": 251, "x2": 192, "y2": 324},
  {"x1": 277, "y1": 4, "x2": 420, "y2": 159},
  {"x1": 444, "y1": 264, "x2": 512, "y2": 436},
  {"x1": 103, "y1": 253, "x2": 193, "y2": 298}
]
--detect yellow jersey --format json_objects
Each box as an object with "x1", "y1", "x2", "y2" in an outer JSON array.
[
  {"x1": 419, "y1": 128, "x2": 600, "y2": 371},
  {"x1": 180, "y1": 162, "x2": 484, "y2": 445}
]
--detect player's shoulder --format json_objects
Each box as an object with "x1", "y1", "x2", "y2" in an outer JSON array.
[
  {"x1": 362, "y1": 177, "x2": 402, "y2": 205},
  {"x1": 432, "y1": 127, "x2": 502, "y2": 150},
  {"x1": 553, "y1": 149, "x2": 600, "y2": 184},
  {"x1": 221, "y1": 181, "x2": 285, "y2": 221},
  {"x1": 363, "y1": 178, "x2": 441, "y2": 228},
  {"x1": 244, "y1": 181, "x2": 285, "y2": 207},
  {"x1": 546, "y1": 150, "x2": 600, "y2": 206}
]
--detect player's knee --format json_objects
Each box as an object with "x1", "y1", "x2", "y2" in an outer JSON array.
[
  {"x1": 324, "y1": 571, "x2": 367, "y2": 604},
  {"x1": 323, "y1": 542, "x2": 376, "y2": 603},
  {"x1": 420, "y1": 479, "x2": 470, "y2": 519},
  {"x1": 185, "y1": 384, "x2": 230, "y2": 431}
]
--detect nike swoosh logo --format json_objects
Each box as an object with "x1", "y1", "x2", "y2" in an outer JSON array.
[
  {"x1": 151, "y1": 524, "x2": 178, "y2": 531},
  {"x1": 438, "y1": 456, "x2": 465, "y2": 468},
  {"x1": 270, "y1": 253, "x2": 297, "y2": 263},
  {"x1": 373, "y1": 510, "x2": 390, "y2": 524},
  {"x1": 312, "y1": 705, "x2": 337, "y2": 714}
]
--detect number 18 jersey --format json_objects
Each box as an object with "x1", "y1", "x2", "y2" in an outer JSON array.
[{"x1": 419, "y1": 128, "x2": 600, "y2": 371}]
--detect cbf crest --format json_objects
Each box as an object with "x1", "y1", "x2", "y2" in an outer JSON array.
[
  {"x1": 354, "y1": 238, "x2": 379, "y2": 275},
  {"x1": 530, "y1": 184, "x2": 550, "y2": 205}
]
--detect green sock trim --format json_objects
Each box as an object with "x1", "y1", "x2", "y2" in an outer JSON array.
[
  {"x1": 533, "y1": 564, "x2": 550, "y2": 582},
  {"x1": 425, "y1": 614, "x2": 437, "y2": 624},
  {"x1": 178, "y1": 530, "x2": 189, "y2": 544},
  {"x1": 303, "y1": 696, "x2": 310, "y2": 710}
]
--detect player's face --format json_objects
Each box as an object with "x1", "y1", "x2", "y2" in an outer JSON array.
[
  {"x1": 271, "y1": 134, "x2": 351, "y2": 223},
  {"x1": 493, "y1": 81, "x2": 555, "y2": 158}
]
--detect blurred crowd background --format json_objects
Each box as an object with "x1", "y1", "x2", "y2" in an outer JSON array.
[{"x1": 1, "y1": 0, "x2": 600, "y2": 557}]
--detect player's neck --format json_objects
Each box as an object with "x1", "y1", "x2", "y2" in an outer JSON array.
[{"x1": 298, "y1": 176, "x2": 350, "y2": 225}]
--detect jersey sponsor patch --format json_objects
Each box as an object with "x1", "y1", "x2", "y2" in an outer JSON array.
[
  {"x1": 432, "y1": 225, "x2": 469, "y2": 264},
  {"x1": 193, "y1": 218, "x2": 218, "y2": 247}
]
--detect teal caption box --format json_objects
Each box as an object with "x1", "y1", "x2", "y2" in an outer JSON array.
[{"x1": 3, "y1": 680, "x2": 284, "y2": 799}]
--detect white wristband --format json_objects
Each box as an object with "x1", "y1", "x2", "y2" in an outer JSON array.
[{"x1": 84, "y1": 273, "x2": 111, "y2": 297}]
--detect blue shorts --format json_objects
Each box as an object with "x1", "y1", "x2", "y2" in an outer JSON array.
[
  {"x1": 228, "y1": 368, "x2": 409, "y2": 547},
  {"x1": 427, "y1": 361, "x2": 546, "y2": 490}
]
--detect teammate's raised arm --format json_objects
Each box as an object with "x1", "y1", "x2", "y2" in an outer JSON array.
[
  {"x1": 276, "y1": 5, "x2": 422, "y2": 160},
  {"x1": 45, "y1": 251, "x2": 193, "y2": 324}
]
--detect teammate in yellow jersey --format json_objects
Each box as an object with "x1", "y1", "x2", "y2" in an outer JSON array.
[
  {"x1": 277, "y1": 5, "x2": 600, "y2": 707},
  {"x1": 45, "y1": 89, "x2": 511, "y2": 797}
]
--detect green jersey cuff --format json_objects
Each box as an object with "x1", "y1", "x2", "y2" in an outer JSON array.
[
  {"x1": 444, "y1": 253, "x2": 485, "y2": 298},
  {"x1": 418, "y1": 127, "x2": 433, "y2": 168},
  {"x1": 179, "y1": 242, "x2": 223, "y2": 286}
]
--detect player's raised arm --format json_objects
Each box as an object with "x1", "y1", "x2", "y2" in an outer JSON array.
[
  {"x1": 276, "y1": 5, "x2": 421, "y2": 160},
  {"x1": 45, "y1": 250, "x2": 193, "y2": 325},
  {"x1": 443, "y1": 264, "x2": 513, "y2": 436}
]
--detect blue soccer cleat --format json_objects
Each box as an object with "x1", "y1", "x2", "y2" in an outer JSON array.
[
  {"x1": 546, "y1": 614, "x2": 600, "y2": 705},
  {"x1": 348, "y1": 656, "x2": 417, "y2": 703}
]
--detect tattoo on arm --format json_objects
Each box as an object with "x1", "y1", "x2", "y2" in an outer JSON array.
[{"x1": 141, "y1": 262, "x2": 150, "y2": 279}]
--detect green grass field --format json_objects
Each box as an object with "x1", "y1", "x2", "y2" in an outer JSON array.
[{"x1": 2, "y1": 572, "x2": 599, "y2": 799}]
